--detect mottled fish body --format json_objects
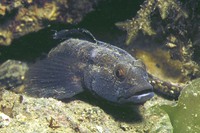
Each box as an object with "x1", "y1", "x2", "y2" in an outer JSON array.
[{"x1": 26, "y1": 29, "x2": 154, "y2": 104}]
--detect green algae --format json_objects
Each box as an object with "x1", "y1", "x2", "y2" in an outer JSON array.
[
  {"x1": 142, "y1": 77, "x2": 200, "y2": 133},
  {"x1": 161, "y1": 78, "x2": 200, "y2": 133}
]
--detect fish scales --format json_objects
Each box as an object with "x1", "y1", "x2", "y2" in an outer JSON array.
[{"x1": 25, "y1": 29, "x2": 154, "y2": 104}]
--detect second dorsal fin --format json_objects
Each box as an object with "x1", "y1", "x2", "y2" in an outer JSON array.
[{"x1": 53, "y1": 28, "x2": 97, "y2": 43}]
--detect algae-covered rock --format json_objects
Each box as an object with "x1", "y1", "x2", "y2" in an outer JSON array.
[
  {"x1": 0, "y1": 89, "x2": 176, "y2": 133},
  {"x1": 0, "y1": 90, "x2": 126, "y2": 133},
  {"x1": 0, "y1": 60, "x2": 28, "y2": 92},
  {"x1": 161, "y1": 78, "x2": 200, "y2": 133},
  {"x1": 145, "y1": 106, "x2": 173, "y2": 133},
  {"x1": 116, "y1": 0, "x2": 187, "y2": 45},
  {"x1": 0, "y1": 0, "x2": 100, "y2": 45}
]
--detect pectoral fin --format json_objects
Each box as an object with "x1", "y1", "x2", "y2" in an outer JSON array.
[{"x1": 25, "y1": 55, "x2": 84, "y2": 99}]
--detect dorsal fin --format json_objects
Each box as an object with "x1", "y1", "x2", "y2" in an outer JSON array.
[{"x1": 53, "y1": 28, "x2": 97, "y2": 43}]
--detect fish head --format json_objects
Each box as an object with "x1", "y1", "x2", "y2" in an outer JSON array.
[
  {"x1": 114, "y1": 60, "x2": 154, "y2": 104},
  {"x1": 84, "y1": 47, "x2": 154, "y2": 104}
]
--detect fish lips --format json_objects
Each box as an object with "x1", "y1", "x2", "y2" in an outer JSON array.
[
  {"x1": 118, "y1": 84, "x2": 154, "y2": 104},
  {"x1": 125, "y1": 91, "x2": 154, "y2": 104}
]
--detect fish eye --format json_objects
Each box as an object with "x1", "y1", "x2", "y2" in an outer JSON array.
[
  {"x1": 133, "y1": 59, "x2": 146, "y2": 70},
  {"x1": 114, "y1": 65, "x2": 127, "y2": 81}
]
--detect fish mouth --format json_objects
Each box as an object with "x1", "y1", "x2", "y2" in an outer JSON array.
[
  {"x1": 128, "y1": 91, "x2": 154, "y2": 104},
  {"x1": 118, "y1": 88, "x2": 154, "y2": 104}
]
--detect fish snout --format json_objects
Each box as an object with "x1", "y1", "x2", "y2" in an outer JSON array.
[{"x1": 118, "y1": 82, "x2": 154, "y2": 104}]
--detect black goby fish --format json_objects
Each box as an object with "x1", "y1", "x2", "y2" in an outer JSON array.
[{"x1": 26, "y1": 29, "x2": 154, "y2": 104}]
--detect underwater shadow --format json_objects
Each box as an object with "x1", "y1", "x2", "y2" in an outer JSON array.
[{"x1": 62, "y1": 91, "x2": 143, "y2": 123}]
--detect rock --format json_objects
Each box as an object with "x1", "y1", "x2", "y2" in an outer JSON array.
[
  {"x1": 0, "y1": 60, "x2": 28, "y2": 92},
  {"x1": 0, "y1": 112, "x2": 11, "y2": 128},
  {"x1": 0, "y1": 0, "x2": 101, "y2": 45}
]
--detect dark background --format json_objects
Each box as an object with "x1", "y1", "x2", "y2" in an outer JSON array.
[{"x1": 0, "y1": 0, "x2": 143, "y2": 63}]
